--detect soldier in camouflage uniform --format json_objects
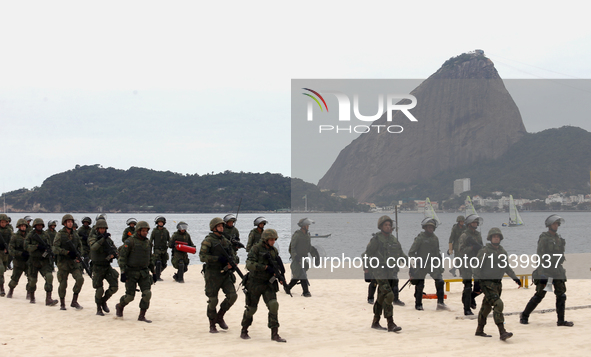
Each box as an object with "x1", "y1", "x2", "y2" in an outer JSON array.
[
  {"x1": 89, "y1": 219, "x2": 119, "y2": 316},
  {"x1": 240, "y1": 228, "x2": 287, "y2": 342},
  {"x1": 246, "y1": 216, "x2": 267, "y2": 252},
  {"x1": 223, "y1": 214, "x2": 244, "y2": 260},
  {"x1": 364, "y1": 215, "x2": 405, "y2": 332},
  {"x1": 0, "y1": 214, "x2": 12, "y2": 296},
  {"x1": 52, "y1": 214, "x2": 85, "y2": 310},
  {"x1": 6, "y1": 219, "x2": 30, "y2": 299},
  {"x1": 458, "y1": 214, "x2": 484, "y2": 315},
  {"x1": 408, "y1": 218, "x2": 449, "y2": 311},
  {"x1": 287, "y1": 218, "x2": 317, "y2": 297},
  {"x1": 170, "y1": 221, "x2": 194, "y2": 283},
  {"x1": 77, "y1": 217, "x2": 92, "y2": 274},
  {"x1": 448, "y1": 215, "x2": 465, "y2": 277},
  {"x1": 116, "y1": 221, "x2": 155, "y2": 323},
  {"x1": 46, "y1": 220, "x2": 58, "y2": 244},
  {"x1": 473, "y1": 227, "x2": 522, "y2": 340},
  {"x1": 24, "y1": 215, "x2": 33, "y2": 234},
  {"x1": 520, "y1": 214, "x2": 574, "y2": 327},
  {"x1": 121, "y1": 218, "x2": 137, "y2": 242},
  {"x1": 24, "y1": 218, "x2": 58, "y2": 306},
  {"x1": 150, "y1": 216, "x2": 170, "y2": 281},
  {"x1": 199, "y1": 217, "x2": 238, "y2": 333}
]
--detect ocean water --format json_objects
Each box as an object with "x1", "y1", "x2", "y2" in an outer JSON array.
[{"x1": 13, "y1": 211, "x2": 590, "y2": 267}]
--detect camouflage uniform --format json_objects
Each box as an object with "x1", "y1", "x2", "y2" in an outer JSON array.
[
  {"x1": 117, "y1": 230, "x2": 154, "y2": 315},
  {"x1": 458, "y1": 227, "x2": 483, "y2": 313},
  {"x1": 448, "y1": 222, "x2": 465, "y2": 256},
  {"x1": 408, "y1": 230, "x2": 446, "y2": 309},
  {"x1": 24, "y1": 227, "x2": 58, "y2": 305},
  {"x1": 0, "y1": 217, "x2": 12, "y2": 294},
  {"x1": 224, "y1": 225, "x2": 240, "y2": 241},
  {"x1": 199, "y1": 224, "x2": 238, "y2": 332},
  {"x1": 122, "y1": 226, "x2": 135, "y2": 242},
  {"x1": 365, "y1": 230, "x2": 407, "y2": 321},
  {"x1": 89, "y1": 229, "x2": 119, "y2": 315},
  {"x1": 472, "y1": 229, "x2": 520, "y2": 338},
  {"x1": 150, "y1": 225, "x2": 170, "y2": 278},
  {"x1": 287, "y1": 228, "x2": 313, "y2": 295},
  {"x1": 46, "y1": 227, "x2": 58, "y2": 245},
  {"x1": 246, "y1": 227, "x2": 263, "y2": 252},
  {"x1": 77, "y1": 223, "x2": 92, "y2": 267},
  {"x1": 521, "y1": 221, "x2": 572, "y2": 326},
  {"x1": 170, "y1": 230, "x2": 194, "y2": 270},
  {"x1": 52, "y1": 225, "x2": 85, "y2": 308},
  {"x1": 8, "y1": 228, "x2": 29, "y2": 295}
]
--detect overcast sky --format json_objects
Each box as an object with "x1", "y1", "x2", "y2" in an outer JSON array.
[{"x1": 1, "y1": 1, "x2": 590, "y2": 193}]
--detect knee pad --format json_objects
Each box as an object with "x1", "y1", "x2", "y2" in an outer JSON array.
[
  {"x1": 383, "y1": 291, "x2": 394, "y2": 305},
  {"x1": 208, "y1": 296, "x2": 219, "y2": 307},
  {"x1": 246, "y1": 305, "x2": 258, "y2": 316},
  {"x1": 227, "y1": 292, "x2": 238, "y2": 305},
  {"x1": 142, "y1": 289, "x2": 152, "y2": 301},
  {"x1": 267, "y1": 299, "x2": 279, "y2": 314}
]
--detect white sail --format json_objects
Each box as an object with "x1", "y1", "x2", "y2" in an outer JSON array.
[
  {"x1": 465, "y1": 196, "x2": 477, "y2": 216},
  {"x1": 424, "y1": 197, "x2": 441, "y2": 224},
  {"x1": 509, "y1": 195, "x2": 525, "y2": 226}
]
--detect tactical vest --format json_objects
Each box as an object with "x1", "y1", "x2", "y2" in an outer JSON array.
[
  {"x1": 204, "y1": 234, "x2": 232, "y2": 270},
  {"x1": 55, "y1": 229, "x2": 81, "y2": 263},
  {"x1": 11, "y1": 232, "x2": 28, "y2": 261},
  {"x1": 152, "y1": 228, "x2": 170, "y2": 249},
  {"x1": 90, "y1": 235, "x2": 115, "y2": 265},
  {"x1": 126, "y1": 237, "x2": 151, "y2": 269}
]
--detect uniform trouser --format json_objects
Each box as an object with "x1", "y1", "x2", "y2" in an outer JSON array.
[
  {"x1": 27, "y1": 259, "x2": 54, "y2": 292},
  {"x1": 92, "y1": 264, "x2": 119, "y2": 305},
  {"x1": 119, "y1": 268, "x2": 152, "y2": 310},
  {"x1": 412, "y1": 270, "x2": 444, "y2": 305},
  {"x1": 204, "y1": 269, "x2": 237, "y2": 320},
  {"x1": 0, "y1": 252, "x2": 6, "y2": 285},
  {"x1": 374, "y1": 279, "x2": 397, "y2": 318},
  {"x1": 523, "y1": 279, "x2": 567, "y2": 322},
  {"x1": 153, "y1": 248, "x2": 169, "y2": 270},
  {"x1": 56, "y1": 260, "x2": 84, "y2": 298},
  {"x1": 461, "y1": 267, "x2": 478, "y2": 310},
  {"x1": 289, "y1": 261, "x2": 310, "y2": 292},
  {"x1": 241, "y1": 279, "x2": 279, "y2": 329},
  {"x1": 171, "y1": 251, "x2": 189, "y2": 270},
  {"x1": 8, "y1": 258, "x2": 28, "y2": 290},
  {"x1": 368, "y1": 280, "x2": 377, "y2": 299},
  {"x1": 478, "y1": 281, "x2": 504, "y2": 326}
]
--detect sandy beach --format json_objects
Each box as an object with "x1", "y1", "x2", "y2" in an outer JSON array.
[{"x1": 1, "y1": 264, "x2": 590, "y2": 357}]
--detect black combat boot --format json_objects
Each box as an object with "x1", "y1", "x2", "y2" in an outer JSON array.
[
  {"x1": 556, "y1": 294, "x2": 574, "y2": 326},
  {"x1": 217, "y1": 308, "x2": 229, "y2": 330},
  {"x1": 96, "y1": 304, "x2": 105, "y2": 316},
  {"x1": 392, "y1": 280, "x2": 405, "y2": 306},
  {"x1": 497, "y1": 323, "x2": 513, "y2": 341},
  {"x1": 414, "y1": 284, "x2": 424, "y2": 310},
  {"x1": 6, "y1": 287, "x2": 14, "y2": 298},
  {"x1": 60, "y1": 297, "x2": 67, "y2": 310},
  {"x1": 29, "y1": 291, "x2": 36, "y2": 304},
  {"x1": 45, "y1": 292, "x2": 58, "y2": 306},
  {"x1": 475, "y1": 325, "x2": 491, "y2": 337},
  {"x1": 209, "y1": 319, "x2": 219, "y2": 333},
  {"x1": 176, "y1": 262, "x2": 185, "y2": 283},
  {"x1": 520, "y1": 295, "x2": 543, "y2": 324},
  {"x1": 386, "y1": 317, "x2": 402, "y2": 332},
  {"x1": 371, "y1": 315, "x2": 387, "y2": 330},
  {"x1": 462, "y1": 285, "x2": 473, "y2": 315},
  {"x1": 0, "y1": 283, "x2": 5, "y2": 297},
  {"x1": 155, "y1": 260, "x2": 162, "y2": 281},
  {"x1": 138, "y1": 309, "x2": 152, "y2": 323},
  {"x1": 271, "y1": 327, "x2": 286, "y2": 342},
  {"x1": 70, "y1": 293, "x2": 83, "y2": 310},
  {"x1": 368, "y1": 281, "x2": 377, "y2": 304},
  {"x1": 116, "y1": 303, "x2": 124, "y2": 317},
  {"x1": 302, "y1": 280, "x2": 311, "y2": 297},
  {"x1": 287, "y1": 279, "x2": 298, "y2": 290},
  {"x1": 101, "y1": 296, "x2": 111, "y2": 313},
  {"x1": 26, "y1": 291, "x2": 31, "y2": 300},
  {"x1": 240, "y1": 327, "x2": 251, "y2": 339}
]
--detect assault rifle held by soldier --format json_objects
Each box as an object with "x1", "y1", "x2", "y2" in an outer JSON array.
[
  {"x1": 67, "y1": 239, "x2": 92, "y2": 277},
  {"x1": 264, "y1": 252, "x2": 292, "y2": 297}
]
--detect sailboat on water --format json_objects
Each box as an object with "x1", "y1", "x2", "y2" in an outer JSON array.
[
  {"x1": 424, "y1": 197, "x2": 441, "y2": 225},
  {"x1": 505, "y1": 195, "x2": 525, "y2": 227},
  {"x1": 465, "y1": 196, "x2": 477, "y2": 216}
]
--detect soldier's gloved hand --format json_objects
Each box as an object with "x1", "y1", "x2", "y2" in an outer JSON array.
[
  {"x1": 120, "y1": 273, "x2": 127, "y2": 282},
  {"x1": 539, "y1": 275, "x2": 548, "y2": 286},
  {"x1": 513, "y1": 278, "x2": 522, "y2": 287},
  {"x1": 218, "y1": 255, "x2": 228, "y2": 265},
  {"x1": 68, "y1": 251, "x2": 77, "y2": 259},
  {"x1": 104, "y1": 233, "x2": 111, "y2": 238}
]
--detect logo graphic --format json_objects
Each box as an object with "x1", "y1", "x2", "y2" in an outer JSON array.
[{"x1": 302, "y1": 88, "x2": 329, "y2": 117}]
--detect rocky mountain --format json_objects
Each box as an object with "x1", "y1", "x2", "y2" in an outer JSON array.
[{"x1": 318, "y1": 51, "x2": 527, "y2": 202}]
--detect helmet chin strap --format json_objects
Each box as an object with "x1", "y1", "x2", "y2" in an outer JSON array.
[{"x1": 549, "y1": 227, "x2": 557, "y2": 233}]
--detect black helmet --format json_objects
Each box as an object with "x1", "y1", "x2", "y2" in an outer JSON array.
[
  {"x1": 82, "y1": 217, "x2": 92, "y2": 224},
  {"x1": 154, "y1": 216, "x2": 166, "y2": 225}
]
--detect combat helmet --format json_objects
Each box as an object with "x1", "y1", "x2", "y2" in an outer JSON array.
[
  {"x1": 82, "y1": 216, "x2": 92, "y2": 224},
  {"x1": 377, "y1": 215, "x2": 393, "y2": 230},
  {"x1": 96, "y1": 220, "x2": 109, "y2": 229},
  {"x1": 421, "y1": 217, "x2": 439, "y2": 229},
  {"x1": 24, "y1": 215, "x2": 32, "y2": 222},
  {"x1": 223, "y1": 214, "x2": 237, "y2": 223},
  {"x1": 126, "y1": 218, "x2": 138, "y2": 226},
  {"x1": 545, "y1": 214, "x2": 565, "y2": 227},
  {"x1": 262, "y1": 228, "x2": 279, "y2": 241},
  {"x1": 16, "y1": 218, "x2": 27, "y2": 228},
  {"x1": 297, "y1": 218, "x2": 315, "y2": 227},
  {"x1": 465, "y1": 214, "x2": 484, "y2": 226},
  {"x1": 48, "y1": 220, "x2": 58, "y2": 227},
  {"x1": 0, "y1": 214, "x2": 9, "y2": 222},
  {"x1": 62, "y1": 214, "x2": 75, "y2": 225},
  {"x1": 486, "y1": 227, "x2": 504, "y2": 241},
  {"x1": 154, "y1": 216, "x2": 166, "y2": 225},
  {"x1": 456, "y1": 215, "x2": 465, "y2": 222},
  {"x1": 136, "y1": 221, "x2": 150, "y2": 231},
  {"x1": 96, "y1": 213, "x2": 107, "y2": 221},
  {"x1": 253, "y1": 216, "x2": 268, "y2": 226},
  {"x1": 32, "y1": 218, "x2": 45, "y2": 228},
  {"x1": 210, "y1": 217, "x2": 224, "y2": 231},
  {"x1": 177, "y1": 221, "x2": 189, "y2": 231}
]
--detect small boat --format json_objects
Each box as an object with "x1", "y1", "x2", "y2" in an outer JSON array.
[
  {"x1": 424, "y1": 197, "x2": 441, "y2": 225},
  {"x1": 312, "y1": 233, "x2": 332, "y2": 238},
  {"x1": 465, "y1": 196, "x2": 477, "y2": 216},
  {"x1": 507, "y1": 195, "x2": 525, "y2": 227}
]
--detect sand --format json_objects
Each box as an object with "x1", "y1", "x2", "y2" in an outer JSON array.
[{"x1": 1, "y1": 264, "x2": 590, "y2": 357}]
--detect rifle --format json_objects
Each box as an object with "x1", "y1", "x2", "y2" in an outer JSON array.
[
  {"x1": 223, "y1": 232, "x2": 245, "y2": 251},
  {"x1": 101, "y1": 233, "x2": 119, "y2": 262},
  {"x1": 219, "y1": 244, "x2": 245, "y2": 280},
  {"x1": 66, "y1": 239, "x2": 92, "y2": 277},
  {"x1": 264, "y1": 252, "x2": 292, "y2": 297},
  {"x1": 399, "y1": 279, "x2": 411, "y2": 292},
  {"x1": 32, "y1": 232, "x2": 54, "y2": 262}
]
